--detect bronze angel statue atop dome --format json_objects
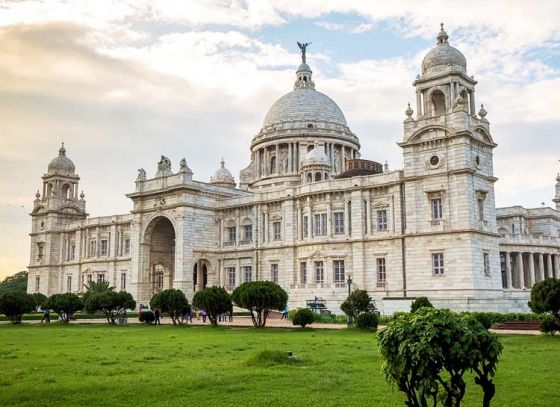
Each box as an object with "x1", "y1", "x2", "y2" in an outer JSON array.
[{"x1": 297, "y1": 41, "x2": 312, "y2": 63}]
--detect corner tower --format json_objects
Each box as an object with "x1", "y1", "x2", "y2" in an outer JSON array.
[{"x1": 399, "y1": 25, "x2": 502, "y2": 302}]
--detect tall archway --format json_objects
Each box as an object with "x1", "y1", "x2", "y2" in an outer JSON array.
[
  {"x1": 193, "y1": 259, "x2": 211, "y2": 292},
  {"x1": 431, "y1": 90, "x2": 446, "y2": 115},
  {"x1": 145, "y1": 216, "x2": 176, "y2": 295}
]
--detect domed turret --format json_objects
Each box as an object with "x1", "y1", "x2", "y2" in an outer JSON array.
[
  {"x1": 210, "y1": 159, "x2": 236, "y2": 189},
  {"x1": 48, "y1": 143, "x2": 75, "y2": 175},
  {"x1": 421, "y1": 23, "x2": 467, "y2": 75},
  {"x1": 301, "y1": 142, "x2": 331, "y2": 183}
]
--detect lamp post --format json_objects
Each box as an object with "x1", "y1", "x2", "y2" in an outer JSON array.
[{"x1": 346, "y1": 274, "x2": 353, "y2": 326}]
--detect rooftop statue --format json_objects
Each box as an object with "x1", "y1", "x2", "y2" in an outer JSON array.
[{"x1": 297, "y1": 41, "x2": 312, "y2": 64}]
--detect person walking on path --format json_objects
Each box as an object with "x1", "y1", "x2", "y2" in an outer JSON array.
[
  {"x1": 229, "y1": 304, "x2": 234, "y2": 322},
  {"x1": 201, "y1": 310, "x2": 207, "y2": 323},
  {"x1": 281, "y1": 306, "x2": 289, "y2": 320},
  {"x1": 40, "y1": 307, "x2": 50, "y2": 324},
  {"x1": 154, "y1": 307, "x2": 161, "y2": 325}
]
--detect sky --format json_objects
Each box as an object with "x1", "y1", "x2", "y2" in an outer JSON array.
[{"x1": 1, "y1": 0, "x2": 560, "y2": 279}]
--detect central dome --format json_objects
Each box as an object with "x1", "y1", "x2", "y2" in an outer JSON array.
[{"x1": 263, "y1": 88, "x2": 347, "y2": 128}]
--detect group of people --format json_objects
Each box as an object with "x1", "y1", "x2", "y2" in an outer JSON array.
[{"x1": 139, "y1": 304, "x2": 234, "y2": 325}]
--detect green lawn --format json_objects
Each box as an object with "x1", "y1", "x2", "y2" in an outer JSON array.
[{"x1": 0, "y1": 324, "x2": 558, "y2": 406}]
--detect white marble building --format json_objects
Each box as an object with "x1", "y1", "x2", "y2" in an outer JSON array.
[{"x1": 27, "y1": 27, "x2": 559, "y2": 314}]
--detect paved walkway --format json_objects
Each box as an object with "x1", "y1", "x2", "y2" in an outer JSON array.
[{"x1": 2, "y1": 317, "x2": 542, "y2": 334}]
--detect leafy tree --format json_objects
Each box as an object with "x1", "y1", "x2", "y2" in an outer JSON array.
[
  {"x1": 292, "y1": 308, "x2": 314, "y2": 328},
  {"x1": 82, "y1": 280, "x2": 115, "y2": 303},
  {"x1": 231, "y1": 281, "x2": 288, "y2": 327},
  {"x1": 340, "y1": 289, "x2": 371, "y2": 320},
  {"x1": 0, "y1": 271, "x2": 27, "y2": 295},
  {"x1": 150, "y1": 289, "x2": 189, "y2": 325},
  {"x1": 378, "y1": 308, "x2": 503, "y2": 407},
  {"x1": 529, "y1": 278, "x2": 560, "y2": 334},
  {"x1": 47, "y1": 293, "x2": 83, "y2": 322},
  {"x1": 410, "y1": 296, "x2": 433, "y2": 313},
  {"x1": 356, "y1": 312, "x2": 379, "y2": 331},
  {"x1": 31, "y1": 292, "x2": 48, "y2": 310},
  {"x1": 0, "y1": 291, "x2": 35, "y2": 324},
  {"x1": 192, "y1": 286, "x2": 231, "y2": 326},
  {"x1": 85, "y1": 291, "x2": 136, "y2": 324}
]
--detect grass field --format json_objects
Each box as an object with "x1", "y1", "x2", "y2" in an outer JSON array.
[{"x1": 0, "y1": 324, "x2": 558, "y2": 406}]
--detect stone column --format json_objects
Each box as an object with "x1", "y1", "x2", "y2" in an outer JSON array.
[
  {"x1": 555, "y1": 254, "x2": 560, "y2": 279},
  {"x1": 528, "y1": 252, "x2": 535, "y2": 288},
  {"x1": 264, "y1": 211, "x2": 269, "y2": 244},
  {"x1": 416, "y1": 91, "x2": 422, "y2": 117},
  {"x1": 470, "y1": 89, "x2": 476, "y2": 115},
  {"x1": 547, "y1": 253, "x2": 553, "y2": 279},
  {"x1": 505, "y1": 252, "x2": 512, "y2": 289},
  {"x1": 275, "y1": 144, "x2": 279, "y2": 174},
  {"x1": 538, "y1": 253, "x2": 545, "y2": 282},
  {"x1": 326, "y1": 195, "x2": 332, "y2": 238},
  {"x1": 296, "y1": 204, "x2": 302, "y2": 241},
  {"x1": 344, "y1": 199, "x2": 350, "y2": 238},
  {"x1": 288, "y1": 143, "x2": 292, "y2": 174},
  {"x1": 307, "y1": 197, "x2": 312, "y2": 240},
  {"x1": 517, "y1": 252, "x2": 525, "y2": 289},
  {"x1": 219, "y1": 219, "x2": 224, "y2": 247},
  {"x1": 236, "y1": 258, "x2": 241, "y2": 286}
]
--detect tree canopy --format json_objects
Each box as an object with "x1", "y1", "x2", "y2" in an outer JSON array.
[
  {"x1": 85, "y1": 291, "x2": 136, "y2": 324},
  {"x1": 192, "y1": 286, "x2": 231, "y2": 326},
  {"x1": 410, "y1": 296, "x2": 433, "y2": 313},
  {"x1": 46, "y1": 293, "x2": 83, "y2": 322},
  {"x1": 378, "y1": 308, "x2": 503, "y2": 407},
  {"x1": 231, "y1": 281, "x2": 287, "y2": 327},
  {"x1": 0, "y1": 271, "x2": 27, "y2": 295},
  {"x1": 340, "y1": 289, "x2": 371, "y2": 319},
  {"x1": 529, "y1": 278, "x2": 560, "y2": 334},
  {"x1": 0, "y1": 291, "x2": 35, "y2": 324},
  {"x1": 150, "y1": 289, "x2": 189, "y2": 325}
]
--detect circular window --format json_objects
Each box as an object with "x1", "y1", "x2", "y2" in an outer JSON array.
[{"x1": 429, "y1": 155, "x2": 440, "y2": 166}]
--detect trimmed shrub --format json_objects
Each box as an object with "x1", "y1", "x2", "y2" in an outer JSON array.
[
  {"x1": 192, "y1": 286, "x2": 231, "y2": 326},
  {"x1": 232, "y1": 281, "x2": 288, "y2": 327},
  {"x1": 292, "y1": 308, "x2": 314, "y2": 328},
  {"x1": 341, "y1": 289, "x2": 371, "y2": 319},
  {"x1": 150, "y1": 289, "x2": 189, "y2": 325},
  {"x1": 46, "y1": 293, "x2": 83, "y2": 322},
  {"x1": 539, "y1": 313, "x2": 558, "y2": 335},
  {"x1": 0, "y1": 291, "x2": 35, "y2": 324},
  {"x1": 356, "y1": 312, "x2": 379, "y2": 331},
  {"x1": 410, "y1": 296, "x2": 433, "y2": 313},
  {"x1": 85, "y1": 291, "x2": 136, "y2": 324},
  {"x1": 139, "y1": 310, "x2": 155, "y2": 324}
]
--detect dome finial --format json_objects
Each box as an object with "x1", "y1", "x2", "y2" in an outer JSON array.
[
  {"x1": 437, "y1": 22, "x2": 449, "y2": 44},
  {"x1": 59, "y1": 142, "x2": 66, "y2": 156},
  {"x1": 220, "y1": 157, "x2": 225, "y2": 168}
]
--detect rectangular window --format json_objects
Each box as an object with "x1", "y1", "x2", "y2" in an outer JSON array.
[
  {"x1": 377, "y1": 258, "x2": 386, "y2": 286},
  {"x1": 37, "y1": 242, "x2": 44, "y2": 260},
  {"x1": 313, "y1": 213, "x2": 327, "y2": 236},
  {"x1": 124, "y1": 238, "x2": 130, "y2": 255},
  {"x1": 89, "y1": 240, "x2": 96, "y2": 257},
  {"x1": 432, "y1": 253, "x2": 444, "y2": 275},
  {"x1": 121, "y1": 273, "x2": 126, "y2": 290},
  {"x1": 377, "y1": 210, "x2": 388, "y2": 231},
  {"x1": 70, "y1": 243, "x2": 75, "y2": 260},
  {"x1": 97, "y1": 274, "x2": 105, "y2": 282},
  {"x1": 35, "y1": 276, "x2": 40, "y2": 292},
  {"x1": 243, "y1": 225, "x2": 252, "y2": 243},
  {"x1": 100, "y1": 239, "x2": 108, "y2": 256},
  {"x1": 300, "y1": 262, "x2": 307, "y2": 284},
  {"x1": 303, "y1": 216, "x2": 309, "y2": 238},
  {"x1": 271, "y1": 264, "x2": 279, "y2": 283},
  {"x1": 333, "y1": 212, "x2": 344, "y2": 235},
  {"x1": 333, "y1": 260, "x2": 345, "y2": 283},
  {"x1": 273, "y1": 222, "x2": 281, "y2": 241},
  {"x1": 227, "y1": 267, "x2": 236, "y2": 287},
  {"x1": 431, "y1": 198, "x2": 443, "y2": 220},
  {"x1": 483, "y1": 252, "x2": 491, "y2": 277},
  {"x1": 314, "y1": 261, "x2": 324, "y2": 284},
  {"x1": 66, "y1": 275, "x2": 72, "y2": 292},
  {"x1": 242, "y1": 266, "x2": 252, "y2": 283},
  {"x1": 226, "y1": 227, "x2": 237, "y2": 244},
  {"x1": 87, "y1": 274, "x2": 93, "y2": 284}
]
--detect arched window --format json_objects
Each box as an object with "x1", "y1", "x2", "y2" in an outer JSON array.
[
  {"x1": 46, "y1": 183, "x2": 53, "y2": 197},
  {"x1": 315, "y1": 172, "x2": 322, "y2": 182},
  {"x1": 270, "y1": 155, "x2": 276, "y2": 174},
  {"x1": 61, "y1": 184, "x2": 71, "y2": 200},
  {"x1": 431, "y1": 90, "x2": 446, "y2": 115},
  {"x1": 307, "y1": 173, "x2": 313, "y2": 183}
]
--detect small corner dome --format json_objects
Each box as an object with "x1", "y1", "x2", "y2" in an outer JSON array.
[
  {"x1": 48, "y1": 143, "x2": 75, "y2": 175},
  {"x1": 302, "y1": 143, "x2": 330, "y2": 167},
  {"x1": 421, "y1": 24, "x2": 467, "y2": 75},
  {"x1": 210, "y1": 159, "x2": 236, "y2": 188}
]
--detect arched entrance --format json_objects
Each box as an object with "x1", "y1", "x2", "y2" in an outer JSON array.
[
  {"x1": 144, "y1": 216, "x2": 176, "y2": 295},
  {"x1": 193, "y1": 259, "x2": 211, "y2": 292}
]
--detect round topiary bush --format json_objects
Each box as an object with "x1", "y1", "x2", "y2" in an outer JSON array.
[
  {"x1": 139, "y1": 310, "x2": 155, "y2": 324},
  {"x1": 410, "y1": 296, "x2": 433, "y2": 313},
  {"x1": 356, "y1": 312, "x2": 379, "y2": 331},
  {"x1": 292, "y1": 308, "x2": 314, "y2": 328},
  {"x1": 539, "y1": 313, "x2": 558, "y2": 335}
]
